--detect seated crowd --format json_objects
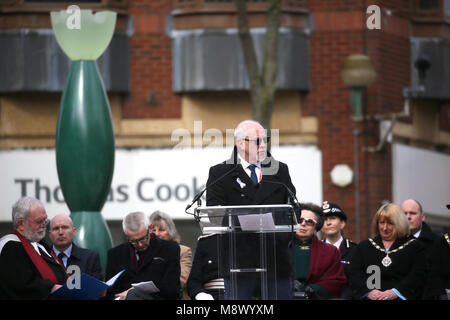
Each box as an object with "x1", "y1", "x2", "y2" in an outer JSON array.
[{"x1": 0, "y1": 196, "x2": 448, "y2": 300}]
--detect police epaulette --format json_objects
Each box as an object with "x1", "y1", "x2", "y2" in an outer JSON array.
[{"x1": 197, "y1": 233, "x2": 217, "y2": 241}]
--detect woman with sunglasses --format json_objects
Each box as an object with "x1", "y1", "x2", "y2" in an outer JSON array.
[{"x1": 293, "y1": 203, "x2": 346, "y2": 300}]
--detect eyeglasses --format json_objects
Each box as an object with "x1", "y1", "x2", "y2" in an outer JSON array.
[
  {"x1": 128, "y1": 230, "x2": 150, "y2": 246},
  {"x1": 31, "y1": 218, "x2": 49, "y2": 226},
  {"x1": 243, "y1": 136, "x2": 270, "y2": 146},
  {"x1": 299, "y1": 217, "x2": 317, "y2": 227}
]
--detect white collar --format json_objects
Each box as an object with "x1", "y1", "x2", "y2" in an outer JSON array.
[
  {"x1": 325, "y1": 236, "x2": 343, "y2": 249},
  {"x1": 30, "y1": 241, "x2": 51, "y2": 257},
  {"x1": 413, "y1": 229, "x2": 421, "y2": 239},
  {"x1": 238, "y1": 154, "x2": 260, "y2": 169}
]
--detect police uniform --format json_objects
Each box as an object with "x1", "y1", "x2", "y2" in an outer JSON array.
[
  {"x1": 322, "y1": 201, "x2": 357, "y2": 299},
  {"x1": 186, "y1": 233, "x2": 224, "y2": 300}
]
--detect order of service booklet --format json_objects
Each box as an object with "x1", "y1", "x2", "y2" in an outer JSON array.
[{"x1": 51, "y1": 269, "x2": 125, "y2": 300}]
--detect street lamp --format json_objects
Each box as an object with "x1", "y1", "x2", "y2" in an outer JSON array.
[
  {"x1": 340, "y1": 54, "x2": 376, "y2": 242},
  {"x1": 340, "y1": 54, "x2": 376, "y2": 119}
]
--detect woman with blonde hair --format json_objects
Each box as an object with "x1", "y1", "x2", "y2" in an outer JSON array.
[
  {"x1": 349, "y1": 203, "x2": 427, "y2": 300},
  {"x1": 149, "y1": 211, "x2": 192, "y2": 300}
]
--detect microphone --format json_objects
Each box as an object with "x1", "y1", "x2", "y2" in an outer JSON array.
[
  {"x1": 262, "y1": 179, "x2": 301, "y2": 212},
  {"x1": 185, "y1": 163, "x2": 239, "y2": 214},
  {"x1": 261, "y1": 179, "x2": 301, "y2": 249}
]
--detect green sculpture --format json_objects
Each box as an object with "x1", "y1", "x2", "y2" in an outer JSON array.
[{"x1": 51, "y1": 9, "x2": 117, "y2": 271}]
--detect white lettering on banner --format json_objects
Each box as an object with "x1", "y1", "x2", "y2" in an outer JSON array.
[{"x1": 0, "y1": 147, "x2": 322, "y2": 221}]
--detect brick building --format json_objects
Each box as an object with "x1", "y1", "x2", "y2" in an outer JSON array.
[{"x1": 0, "y1": 0, "x2": 449, "y2": 248}]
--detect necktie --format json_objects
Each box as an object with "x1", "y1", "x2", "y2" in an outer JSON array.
[
  {"x1": 58, "y1": 252, "x2": 66, "y2": 267},
  {"x1": 248, "y1": 164, "x2": 258, "y2": 184}
]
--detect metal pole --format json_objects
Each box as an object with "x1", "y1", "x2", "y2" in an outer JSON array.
[{"x1": 353, "y1": 128, "x2": 361, "y2": 242}]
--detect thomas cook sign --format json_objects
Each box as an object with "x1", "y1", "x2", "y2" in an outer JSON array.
[{"x1": 0, "y1": 146, "x2": 322, "y2": 221}]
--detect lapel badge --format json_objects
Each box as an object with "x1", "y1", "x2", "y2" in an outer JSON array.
[{"x1": 236, "y1": 177, "x2": 246, "y2": 189}]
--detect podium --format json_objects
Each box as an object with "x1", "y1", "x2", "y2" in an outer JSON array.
[{"x1": 195, "y1": 204, "x2": 298, "y2": 300}]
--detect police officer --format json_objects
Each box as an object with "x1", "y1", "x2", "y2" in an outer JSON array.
[
  {"x1": 186, "y1": 233, "x2": 224, "y2": 300},
  {"x1": 321, "y1": 201, "x2": 357, "y2": 299}
]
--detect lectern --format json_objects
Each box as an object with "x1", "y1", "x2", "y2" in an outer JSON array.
[{"x1": 195, "y1": 204, "x2": 298, "y2": 300}]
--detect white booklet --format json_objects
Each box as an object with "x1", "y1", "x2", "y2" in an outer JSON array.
[{"x1": 131, "y1": 280, "x2": 160, "y2": 294}]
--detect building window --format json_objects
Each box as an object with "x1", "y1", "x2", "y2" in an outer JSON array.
[{"x1": 418, "y1": 0, "x2": 439, "y2": 10}]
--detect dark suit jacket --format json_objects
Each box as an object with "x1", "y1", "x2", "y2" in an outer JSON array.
[
  {"x1": 187, "y1": 233, "x2": 223, "y2": 300},
  {"x1": 56, "y1": 244, "x2": 103, "y2": 280},
  {"x1": 424, "y1": 233, "x2": 450, "y2": 299},
  {"x1": 206, "y1": 149, "x2": 297, "y2": 278},
  {"x1": 338, "y1": 238, "x2": 357, "y2": 299},
  {"x1": 105, "y1": 233, "x2": 181, "y2": 300},
  {"x1": 0, "y1": 239, "x2": 67, "y2": 300}
]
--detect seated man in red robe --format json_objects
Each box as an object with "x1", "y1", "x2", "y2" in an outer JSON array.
[
  {"x1": 293, "y1": 202, "x2": 346, "y2": 299},
  {"x1": 0, "y1": 197, "x2": 67, "y2": 299}
]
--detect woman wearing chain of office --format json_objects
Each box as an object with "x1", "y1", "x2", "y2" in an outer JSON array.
[{"x1": 349, "y1": 203, "x2": 427, "y2": 300}]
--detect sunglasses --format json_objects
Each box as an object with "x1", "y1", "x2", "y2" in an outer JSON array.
[
  {"x1": 299, "y1": 217, "x2": 317, "y2": 227},
  {"x1": 128, "y1": 230, "x2": 150, "y2": 246},
  {"x1": 243, "y1": 136, "x2": 271, "y2": 146}
]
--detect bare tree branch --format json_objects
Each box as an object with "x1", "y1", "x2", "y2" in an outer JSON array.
[{"x1": 234, "y1": 0, "x2": 281, "y2": 131}]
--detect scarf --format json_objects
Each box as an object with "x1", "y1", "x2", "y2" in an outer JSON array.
[{"x1": 14, "y1": 231, "x2": 59, "y2": 284}]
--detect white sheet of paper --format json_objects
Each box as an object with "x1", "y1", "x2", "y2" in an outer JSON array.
[
  {"x1": 106, "y1": 269, "x2": 125, "y2": 286},
  {"x1": 131, "y1": 281, "x2": 160, "y2": 293},
  {"x1": 237, "y1": 212, "x2": 276, "y2": 231}
]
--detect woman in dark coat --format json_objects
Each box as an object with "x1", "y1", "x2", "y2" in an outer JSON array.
[{"x1": 349, "y1": 203, "x2": 427, "y2": 300}]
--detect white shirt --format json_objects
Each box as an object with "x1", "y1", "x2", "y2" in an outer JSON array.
[
  {"x1": 325, "y1": 236, "x2": 343, "y2": 250},
  {"x1": 238, "y1": 154, "x2": 262, "y2": 183},
  {"x1": 413, "y1": 229, "x2": 421, "y2": 239}
]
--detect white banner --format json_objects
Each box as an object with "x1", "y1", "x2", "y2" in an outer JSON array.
[{"x1": 0, "y1": 146, "x2": 322, "y2": 221}]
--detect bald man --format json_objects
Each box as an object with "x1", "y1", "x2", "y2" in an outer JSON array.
[
  {"x1": 401, "y1": 199, "x2": 439, "y2": 243},
  {"x1": 206, "y1": 120, "x2": 297, "y2": 299},
  {"x1": 401, "y1": 199, "x2": 440, "y2": 298},
  {"x1": 49, "y1": 214, "x2": 103, "y2": 280}
]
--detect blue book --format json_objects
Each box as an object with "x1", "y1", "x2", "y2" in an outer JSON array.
[{"x1": 51, "y1": 269, "x2": 125, "y2": 300}]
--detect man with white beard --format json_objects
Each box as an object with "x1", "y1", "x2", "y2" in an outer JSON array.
[{"x1": 0, "y1": 197, "x2": 67, "y2": 299}]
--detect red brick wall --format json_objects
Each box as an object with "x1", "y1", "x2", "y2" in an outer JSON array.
[
  {"x1": 303, "y1": 1, "x2": 411, "y2": 240},
  {"x1": 122, "y1": 0, "x2": 412, "y2": 240},
  {"x1": 123, "y1": 0, "x2": 181, "y2": 118}
]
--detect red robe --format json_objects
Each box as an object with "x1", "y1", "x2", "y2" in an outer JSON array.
[{"x1": 305, "y1": 236, "x2": 347, "y2": 298}]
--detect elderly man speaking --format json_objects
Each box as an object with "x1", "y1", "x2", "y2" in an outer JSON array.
[{"x1": 205, "y1": 120, "x2": 298, "y2": 300}]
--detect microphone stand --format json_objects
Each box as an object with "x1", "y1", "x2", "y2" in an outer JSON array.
[{"x1": 185, "y1": 164, "x2": 239, "y2": 219}]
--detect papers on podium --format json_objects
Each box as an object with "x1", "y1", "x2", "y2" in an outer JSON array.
[
  {"x1": 238, "y1": 212, "x2": 276, "y2": 231},
  {"x1": 51, "y1": 269, "x2": 125, "y2": 300}
]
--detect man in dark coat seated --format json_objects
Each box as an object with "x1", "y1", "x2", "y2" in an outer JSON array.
[
  {"x1": 104, "y1": 211, "x2": 181, "y2": 300},
  {"x1": 0, "y1": 197, "x2": 67, "y2": 299},
  {"x1": 293, "y1": 203, "x2": 347, "y2": 299}
]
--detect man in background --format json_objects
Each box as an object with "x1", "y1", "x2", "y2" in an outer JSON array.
[{"x1": 49, "y1": 214, "x2": 103, "y2": 280}]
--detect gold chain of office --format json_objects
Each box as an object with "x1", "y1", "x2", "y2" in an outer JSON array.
[{"x1": 368, "y1": 238, "x2": 416, "y2": 267}]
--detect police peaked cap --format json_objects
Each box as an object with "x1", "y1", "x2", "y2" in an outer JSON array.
[{"x1": 322, "y1": 201, "x2": 347, "y2": 221}]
